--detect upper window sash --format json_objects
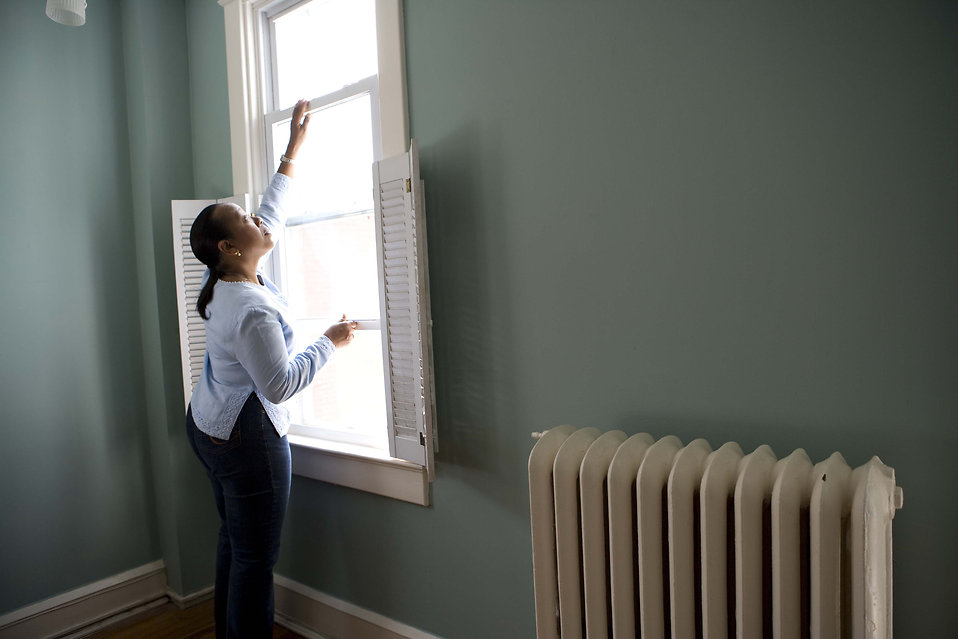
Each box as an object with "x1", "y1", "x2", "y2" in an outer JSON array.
[{"x1": 219, "y1": 0, "x2": 408, "y2": 197}]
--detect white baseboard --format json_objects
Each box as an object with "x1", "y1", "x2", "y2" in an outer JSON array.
[
  {"x1": 167, "y1": 584, "x2": 214, "y2": 609},
  {"x1": 273, "y1": 574, "x2": 442, "y2": 639},
  {"x1": 0, "y1": 564, "x2": 437, "y2": 639},
  {"x1": 0, "y1": 560, "x2": 168, "y2": 639}
]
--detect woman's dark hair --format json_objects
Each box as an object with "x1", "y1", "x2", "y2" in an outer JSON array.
[{"x1": 190, "y1": 203, "x2": 231, "y2": 320}]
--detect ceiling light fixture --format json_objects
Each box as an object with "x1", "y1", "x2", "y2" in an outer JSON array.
[{"x1": 46, "y1": 0, "x2": 86, "y2": 27}]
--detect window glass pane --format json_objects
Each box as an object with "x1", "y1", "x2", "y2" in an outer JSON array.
[
  {"x1": 283, "y1": 214, "x2": 381, "y2": 321},
  {"x1": 271, "y1": 94, "x2": 374, "y2": 217},
  {"x1": 289, "y1": 322, "x2": 388, "y2": 448},
  {"x1": 272, "y1": 0, "x2": 378, "y2": 110}
]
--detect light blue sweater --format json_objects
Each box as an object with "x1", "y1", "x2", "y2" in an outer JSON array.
[{"x1": 189, "y1": 173, "x2": 335, "y2": 439}]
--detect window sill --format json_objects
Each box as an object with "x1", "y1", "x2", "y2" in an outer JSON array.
[{"x1": 288, "y1": 435, "x2": 430, "y2": 506}]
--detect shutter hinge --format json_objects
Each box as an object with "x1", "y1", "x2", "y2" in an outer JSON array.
[
  {"x1": 405, "y1": 178, "x2": 412, "y2": 193},
  {"x1": 420, "y1": 431, "x2": 425, "y2": 446}
]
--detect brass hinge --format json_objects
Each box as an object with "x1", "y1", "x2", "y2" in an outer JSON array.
[{"x1": 405, "y1": 178, "x2": 412, "y2": 193}]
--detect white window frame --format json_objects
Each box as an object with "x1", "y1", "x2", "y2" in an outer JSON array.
[
  {"x1": 258, "y1": 5, "x2": 383, "y2": 451},
  {"x1": 218, "y1": 0, "x2": 429, "y2": 505}
]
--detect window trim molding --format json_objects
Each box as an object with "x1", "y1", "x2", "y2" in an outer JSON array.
[
  {"x1": 289, "y1": 436, "x2": 429, "y2": 506},
  {"x1": 220, "y1": 0, "x2": 269, "y2": 197},
  {"x1": 219, "y1": 0, "x2": 424, "y2": 501},
  {"x1": 374, "y1": 0, "x2": 409, "y2": 158}
]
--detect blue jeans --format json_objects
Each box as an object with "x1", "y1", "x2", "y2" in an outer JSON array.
[{"x1": 186, "y1": 393, "x2": 291, "y2": 639}]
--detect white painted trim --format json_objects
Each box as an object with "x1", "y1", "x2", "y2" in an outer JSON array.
[
  {"x1": 0, "y1": 561, "x2": 443, "y2": 639},
  {"x1": 167, "y1": 584, "x2": 215, "y2": 610},
  {"x1": 0, "y1": 560, "x2": 167, "y2": 639},
  {"x1": 274, "y1": 574, "x2": 442, "y2": 639},
  {"x1": 220, "y1": 0, "x2": 269, "y2": 197},
  {"x1": 58, "y1": 600, "x2": 168, "y2": 639},
  {"x1": 375, "y1": 0, "x2": 410, "y2": 159},
  {"x1": 289, "y1": 435, "x2": 430, "y2": 506},
  {"x1": 220, "y1": 0, "x2": 251, "y2": 196}
]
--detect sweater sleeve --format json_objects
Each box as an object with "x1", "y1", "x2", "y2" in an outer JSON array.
[
  {"x1": 233, "y1": 306, "x2": 335, "y2": 404},
  {"x1": 255, "y1": 172, "x2": 294, "y2": 234}
]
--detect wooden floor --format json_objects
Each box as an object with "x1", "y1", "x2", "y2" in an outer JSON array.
[{"x1": 88, "y1": 599, "x2": 306, "y2": 638}]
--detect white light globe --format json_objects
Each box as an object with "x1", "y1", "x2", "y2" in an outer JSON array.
[{"x1": 46, "y1": 0, "x2": 87, "y2": 27}]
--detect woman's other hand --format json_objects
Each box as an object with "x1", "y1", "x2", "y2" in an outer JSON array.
[{"x1": 324, "y1": 314, "x2": 358, "y2": 348}]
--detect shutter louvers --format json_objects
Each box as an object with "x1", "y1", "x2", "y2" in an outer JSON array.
[
  {"x1": 182, "y1": 222, "x2": 207, "y2": 392},
  {"x1": 374, "y1": 140, "x2": 436, "y2": 475},
  {"x1": 171, "y1": 199, "x2": 215, "y2": 407}
]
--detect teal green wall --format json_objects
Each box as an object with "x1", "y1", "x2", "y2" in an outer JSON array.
[
  {"x1": 0, "y1": 0, "x2": 159, "y2": 613},
  {"x1": 277, "y1": 1, "x2": 958, "y2": 637},
  {"x1": 121, "y1": 0, "x2": 221, "y2": 597},
  {"x1": 0, "y1": 0, "x2": 224, "y2": 615}
]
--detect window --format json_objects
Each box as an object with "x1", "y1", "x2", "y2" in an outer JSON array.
[
  {"x1": 210, "y1": 0, "x2": 435, "y2": 504},
  {"x1": 262, "y1": 0, "x2": 387, "y2": 451}
]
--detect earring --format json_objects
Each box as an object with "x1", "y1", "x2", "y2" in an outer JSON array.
[{"x1": 235, "y1": 251, "x2": 242, "y2": 257}]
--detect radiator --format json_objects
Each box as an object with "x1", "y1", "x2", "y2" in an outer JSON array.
[{"x1": 528, "y1": 427, "x2": 903, "y2": 639}]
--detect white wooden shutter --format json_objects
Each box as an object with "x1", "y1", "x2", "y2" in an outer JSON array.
[
  {"x1": 171, "y1": 195, "x2": 251, "y2": 408},
  {"x1": 373, "y1": 139, "x2": 437, "y2": 478}
]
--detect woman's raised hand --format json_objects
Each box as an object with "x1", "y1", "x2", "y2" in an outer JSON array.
[
  {"x1": 287, "y1": 98, "x2": 311, "y2": 157},
  {"x1": 278, "y1": 99, "x2": 311, "y2": 177},
  {"x1": 324, "y1": 314, "x2": 358, "y2": 349}
]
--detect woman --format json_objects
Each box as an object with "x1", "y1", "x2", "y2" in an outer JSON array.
[{"x1": 185, "y1": 99, "x2": 354, "y2": 638}]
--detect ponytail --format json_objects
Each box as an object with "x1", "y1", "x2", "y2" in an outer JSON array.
[
  {"x1": 189, "y1": 203, "x2": 231, "y2": 320},
  {"x1": 196, "y1": 267, "x2": 219, "y2": 320}
]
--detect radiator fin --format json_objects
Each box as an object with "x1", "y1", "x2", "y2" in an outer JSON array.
[
  {"x1": 607, "y1": 433, "x2": 654, "y2": 637},
  {"x1": 735, "y1": 444, "x2": 777, "y2": 639},
  {"x1": 700, "y1": 441, "x2": 744, "y2": 639},
  {"x1": 637, "y1": 436, "x2": 683, "y2": 639},
  {"x1": 772, "y1": 449, "x2": 814, "y2": 639},
  {"x1": 581, "y1": 431, "x2": 628, "y2": 638},
  {"x1": 811, "y1": 452, "x2": 853, "y2": 639},
  {"x1": 668, "y1": 439, "x2": 712, "y2": 639},
  {"x1": 554, "y1": 428, "x2": 601, "y2": 639}
]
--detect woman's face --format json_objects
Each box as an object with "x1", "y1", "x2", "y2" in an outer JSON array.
[{"x1": 215, "y1": 203, "x2": 274, "y2": 259}]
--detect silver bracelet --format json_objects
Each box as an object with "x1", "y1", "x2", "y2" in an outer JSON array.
[{"x1": 280, "y1": 154, "x2": 296, "y2": 164}]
